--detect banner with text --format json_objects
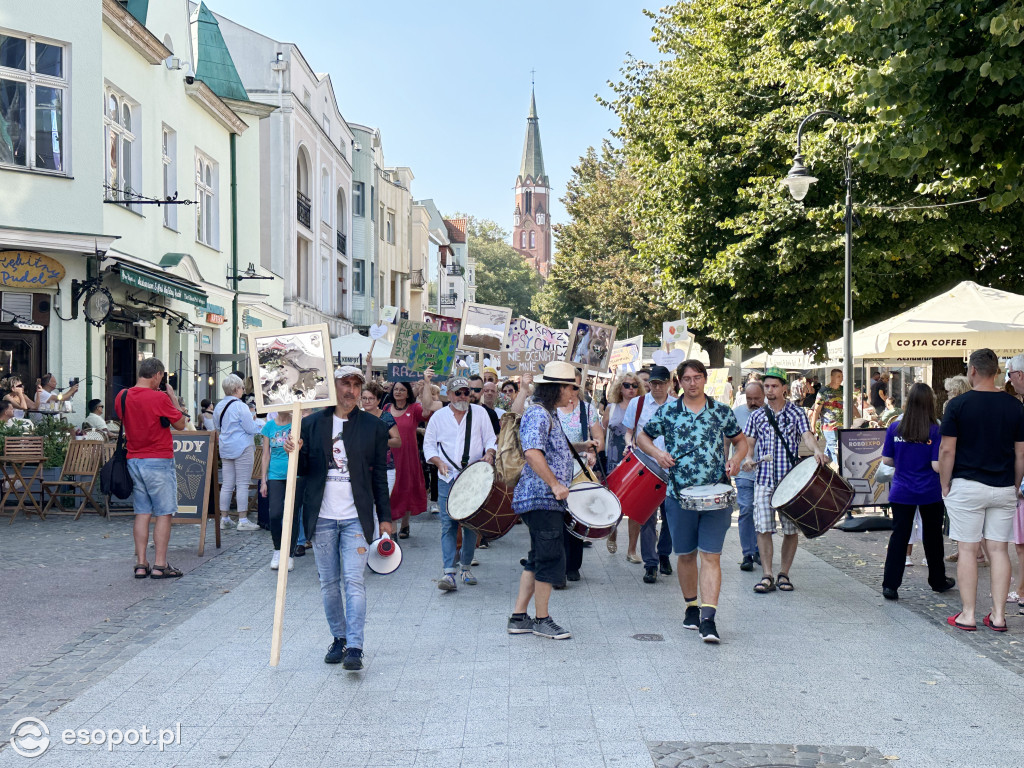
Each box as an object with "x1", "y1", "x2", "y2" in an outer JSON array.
[
  {"x1": 387, "y1": 363, "x2": 448, "y2": 383},
  {"x1": 392, "y1": 320, "x2": 432, "y2": 360}
]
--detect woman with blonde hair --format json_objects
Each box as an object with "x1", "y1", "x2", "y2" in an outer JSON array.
[{"x1": 601, "y1": 371, "x2": 647, "y2": 553}]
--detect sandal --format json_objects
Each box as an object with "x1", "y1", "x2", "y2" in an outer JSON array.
[
  {"x1": 946, "y1": 612, "x2": 976, "y2": 631},
  {"x1": 777, "y1": 573, "x2": 795, "y2": 592},
  {"x1": 398, "y1": 527, "x2": 410, "y2": 540},
  {"x1": 133, "y1": 563, "x2": 151, "y2": 579},
  {"x1": 754, "y1": 575, "x2": 776, "y2": 593},
  {"x1": 150, "y1": 564, "x2": 183, "y2": 579},
  {"x1": 983, "y1": 613, "x2": 1008, "y2": 632}
]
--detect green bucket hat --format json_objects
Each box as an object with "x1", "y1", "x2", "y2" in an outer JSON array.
[{"x1": 763, "y1": 367, "x2": 789, "y2": 384}]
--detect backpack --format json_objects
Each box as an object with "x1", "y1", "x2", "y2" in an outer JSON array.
[{"x1": 494, "y1": 411, "x2": 526, "y2": 486}]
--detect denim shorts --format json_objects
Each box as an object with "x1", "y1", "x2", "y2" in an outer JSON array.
[
  {"x1": 663, "y1": 494, "x2": 732, "y2": 555},
  {"x1": 127, "y1": 458, "x2": 178, "y2": 517},
  {"x1": 520, "y1": 508, "x2": 566, "y2": 584}
]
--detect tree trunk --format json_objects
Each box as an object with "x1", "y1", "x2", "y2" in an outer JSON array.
[
  {"x1": 931, "y1": 357, "x2": 965, "y2": 418},
  {"x1": 701, "y1": 338, "x2": 727, "y2": 368}
]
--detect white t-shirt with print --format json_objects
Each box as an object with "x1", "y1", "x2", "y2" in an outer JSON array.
[{"x1": 319, "y1": 415, "x2": 358, "y2": 521}]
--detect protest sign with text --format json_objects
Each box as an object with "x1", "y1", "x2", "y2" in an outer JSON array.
[
  {"x1": 392, "y1": 320, "x2": 431, "y2": 360},
  {"x1": 387, "y1": 363, "x2": 448, "y2": 383}
]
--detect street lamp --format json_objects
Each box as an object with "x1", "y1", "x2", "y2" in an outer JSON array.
[{"x1": 782, "y1": 110, "x2": 855, "y2": 429}]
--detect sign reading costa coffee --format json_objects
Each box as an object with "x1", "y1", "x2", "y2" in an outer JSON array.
[{"x1": 0, "y1": 251, "x2": 65, "y2": 288}]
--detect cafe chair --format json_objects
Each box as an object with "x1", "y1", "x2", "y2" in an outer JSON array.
[
  {"x1": 40, "y1": 441, "x2": 106, "y2": 520},
  {"x1": 1, "y1": 435, "x2": 47, "y2": 523}
]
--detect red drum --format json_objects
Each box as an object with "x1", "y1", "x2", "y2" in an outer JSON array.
[
  {"x1": 446, "y1": 462, "x2": 518, "y2": 541},
  {"x1": 564, "y1": 482, "x2": 622, "y2": 541},
  {"x1": 771, "y1": 458, "x2": 854, "y2": 539},
  {"x1": 605, "y1": 448, "x2": 669, "y2": 525}
]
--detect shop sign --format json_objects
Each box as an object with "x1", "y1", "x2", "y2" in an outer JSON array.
[
  {"x1": 206, "y1": 313, "x2": 225, "y2": 325},
  {"x1": 120, "y1": 266, "x2": 206, "y2": 307},
  {"x1": 205, "y1": 302, "x2": 226, "y2": 315},
  {"x1": 0, "y1": 251, "x2": 65, "y2": 288},
  {"x1": 242, "y1": 310, "x2": 262, "y2": 328},
  {"x1": 200, "y1": 333, "x2": 213, "y2": 352}
]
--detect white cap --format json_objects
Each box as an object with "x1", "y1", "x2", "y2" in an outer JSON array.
[{"x1": 1006, "y1": 354, "x2": 1024, "y2": 374}]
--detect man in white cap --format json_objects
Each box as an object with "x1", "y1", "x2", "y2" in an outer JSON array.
[
  {"x1": 287, "y1": 365, "x2": 392, "y2": 671},
  {"x1": 424, "y1": 376, "x2": 497, "y2": 590}
]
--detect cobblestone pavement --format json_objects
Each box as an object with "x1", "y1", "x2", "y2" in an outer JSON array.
[
  {"x1": 802, "y1": 520, "x2": 1024, "y2": 676},
  {"x1": 1, "y1": 512, "x2": 1023, "y2": 767},
  {"x1": 649, "y1": 741, "x2": 894, "y2": 767}
]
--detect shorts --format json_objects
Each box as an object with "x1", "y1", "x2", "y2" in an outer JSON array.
[
  {"x1": 520, "y1": 508, "x2": 566, "y2": 584},
  {"x1": 753, "y1": 483, "x2": 798, "y2": 536},
  {"x1": 1015, "y1": 499, "x2": 1024, "y2": 546},
  {"x1": 663, "y1": 495, "x2": 731, "y2": 555},
  {"x1": 945, "y1": 478, "x2": 1016, "y2": 543},
  {"x1": 127, "y1": 458, "x2": 178, "y2": 517}
]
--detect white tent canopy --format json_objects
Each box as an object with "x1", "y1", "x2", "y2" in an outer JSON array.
[
  {"x1": 742, "y1": 349, "x2": 843, "y2": 370},
  {"x1": 331, "y1": 332, "x2": 392, "y2": 363},
  {"x1": 826, "y1": 281, "x2": 1024, "y2": 362}
]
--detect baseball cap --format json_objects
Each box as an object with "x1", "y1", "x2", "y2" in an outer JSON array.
[
  {"x1": 1006, "y1": 354, "x2": 1024, "y2": 374},
  {"x1": 334, "y1": 365, "x2": 365, "y2": 382},
  {"x1": 763, "y1": 366, "x2": 788, "y2": 384},
  {"x1": 648, "y1": 365, "x2": 671, "y2": 382},
  {"x1": 449, "y1": 376, "x2": 470, "y2": 392}
]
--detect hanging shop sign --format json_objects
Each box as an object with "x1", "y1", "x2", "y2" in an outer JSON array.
[
  {"x1": 242, "y1": 310, "x2": 263, "y2": 329},
  {"x1": 119, "y1": 265, "x2": 206, "y2": 307},
  {"x1": 0, "y1": 251, "x2": 66, "y2": 288},
  {"x1": 206, "y1": 313, "x2": 226, "y2": 325}
]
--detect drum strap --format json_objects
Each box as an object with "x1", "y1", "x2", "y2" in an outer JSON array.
[
  {"x1": 763, "y1": 405, "x2": 800, "y2": 465},
  {"x1": 439, "y1": 405, "x2": 473, "y2": 471}
]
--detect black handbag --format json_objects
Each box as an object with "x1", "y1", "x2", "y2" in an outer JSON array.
[{"x1": 100, "y1": 389, "x2": 134, "y2": 499}]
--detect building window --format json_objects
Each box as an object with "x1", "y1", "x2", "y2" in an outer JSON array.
[
  {"x1": 320, "y1": 248, "x2": 331, "y2": 311},
  {"x1": 529, "y1": 230, "x2": 535, "y2": 249},
  {"x1": 353, "y1": 182, "x2": 364, "y2": 216},
  {"x1": 537, "y1": 213, "x2": 545, "y2": 225},
  {"x1": 161, "y1": 126, "x2": 177, "y2": 229},
  {"x1": 104, "y1": 87, "x2": 139, "y2": 204},
  {"x1": 320, "y1": 168, "x2": 330, "y2": 223},
  {"x1": 195, "y1": 151, "x2": 218, "y2": 248},
  {"x1": 370, "y1": 265, "x2": 375, "y2": 298},
  {"x1": 322, "y1": 115, "x2": 330, "y2": 137},
  {"x1": 0, "y1": 32, "x2": 68, "y2": 173},
  {"x1": 353, "y1": 259, "x2": 364, "y2": 293},
  {"x1": 524, "y1": 190, "x2": 532, "y2": 214},
  {"x1": 386, "y1": 211, "x2": 395, "y2": 244},
  {"x1": 378, "y1": 203, "x2": 385, "y2": 238},
  {"x1": 370, "y1": 185, "x2": 375, "y2": 220},
  {"x1": 297, "y1": 238, "x2": 310, "y2": 300},
  {"x1": 520, "y1": 231, "x2": 526, "y2": 249}
]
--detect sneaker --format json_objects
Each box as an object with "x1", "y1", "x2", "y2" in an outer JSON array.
[
  {"x1": 905, "y1": 556, "x2": 914, "y2": 567},
  {"x1": 220, "y1": 516, "x2": 236, "y2": 530},
  {"x1": 566, "y1": 570, "x2": 581, "y2": 582},
  {"x1": 659, "y1": 555, "x2": 673, "y2": 575},
  {"x1": 270, "y1": 551, "x2": 281, "y2": 570},
  {"x1": 471, "y1": 559, "x2": 480, "y2": 566},
  {"x1": 643, "y1": 567, "x2": 657, "y2": 584},
  {"x1": 324, "y1": 637, "x2": 346, "y2": 664},
  {"x1": 342, "y1": 647, "x2": 364, "y2": 670},
  {"x1": 532, "y1": 616, "x2": 571, "y2": 640},
  {"x1": 698, "y1": 618, "x2": 721, "y2": 644},
  {"x1": 236, "y1": 519, "x2": 260, "y2": 532},
  {"x1": 438, "y1": 574, "x2": 457, "y2": 591},
  {"x1": 682, "y1": 605, "x2": 700, "y2": 630},
  {"x1": 286, "y1": 557, "x2": 294, "y2": 572},
  {"x1": 460, "y1": 569, "x2": 478, "y2": 585},
  {"x1": 477, "y1": 540, "x2": 490, "y2": 549},
  {"x1": 740, "y1": 554, "x2": 754, "y2": 572},
  {"x1": 507, "y1": 614, "x2": 534, "y2": 634}
]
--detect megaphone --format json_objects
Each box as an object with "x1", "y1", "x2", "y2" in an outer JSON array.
[{"x1": 367, "y1": 533, "x2": 402, "y2": 575}]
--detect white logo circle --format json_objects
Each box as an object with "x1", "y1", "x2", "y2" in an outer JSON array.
[{"x1": 9, "y1": 717, "x2": 50, "y2": 758}]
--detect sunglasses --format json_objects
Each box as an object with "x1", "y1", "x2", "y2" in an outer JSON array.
[
  {"x1": 453, "y1": 389, "x2": 471, "y2": 396},
  {"x1": 470, "y1": 387, "x2": 483, "y2": 393},
  {"x1": 621, "y1": 382, "x2": 638, "y2": 390}
]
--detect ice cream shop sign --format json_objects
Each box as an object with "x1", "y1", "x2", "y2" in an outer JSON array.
[{"x1": 0, "y1": 251, "x2": 66, "y2": 289}]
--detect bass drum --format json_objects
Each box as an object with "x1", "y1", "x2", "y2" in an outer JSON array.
[
  {"x1": 771, "y1": 458, "x2": 854, "y2": 539},
  {"x1": 446, "y1": 461, "x2": 518, "y2": 542},
  {"x1": 564, "y1": 482, "x2": 622, "y2": 541}
]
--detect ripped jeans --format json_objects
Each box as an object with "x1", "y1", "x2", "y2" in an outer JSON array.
[{"x1": 312, "y1": 517, "x2": 370, "y2": 649}]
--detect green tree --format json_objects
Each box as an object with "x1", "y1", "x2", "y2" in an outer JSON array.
[
  {"x1": 608, "y1": 0, "x2": 1024, "y2": 357},
  {"x1": 457, "y1": 216, "x2": 539, "y2": 317}
]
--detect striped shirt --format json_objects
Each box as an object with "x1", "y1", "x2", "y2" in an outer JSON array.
[{"x1": 743, "y1": 402, "x2": 810, "y2": 488}]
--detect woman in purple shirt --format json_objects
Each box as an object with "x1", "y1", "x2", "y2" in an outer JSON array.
[{"x1": 880, "y1": 383, "x2": 955, "y2": 599}]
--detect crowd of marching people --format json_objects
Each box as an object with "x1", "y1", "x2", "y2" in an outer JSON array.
[{"x1": 112, "y1": 348, "x2": 1024, "y2": 667}]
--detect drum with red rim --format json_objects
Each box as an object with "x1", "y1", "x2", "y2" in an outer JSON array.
[
  {"x1": 564, "y1": 482, "x2": 622, "y2": 541},
  {"x1": 605, "y1": 447, "x2": 669, "y2": 525}
]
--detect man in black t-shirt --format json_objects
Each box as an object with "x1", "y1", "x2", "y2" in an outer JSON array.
[
  {"x1": 467, "y1": 374, "x2": 500, "y2": 437},
  {"x1": 870, "y1": 373, "x2": 888, "y2": 411},
  {"x1": 939, "y1": 348, "x2": 1024, "y2": 632}
]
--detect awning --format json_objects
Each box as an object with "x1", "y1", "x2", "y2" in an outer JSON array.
[{"x1": 117, "y1": 262, "x2": 207, "y2": 307}]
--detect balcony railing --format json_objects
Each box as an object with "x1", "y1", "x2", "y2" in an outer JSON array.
[
  {"x1": 296, "y1": 192, "x2": 311, "y2": 228},
  {"x1": 446, "y1": 264, "x2": 465, "y2": 277},
  {"x1": 411, "y1": 269, "x2": 426, "y2": 288},
  {"x1": 336, "y1": 231, "x2": 347, "y2": 254},
  {"x1": 439, "y1": 292, "x2": 458, "y2": 307}
]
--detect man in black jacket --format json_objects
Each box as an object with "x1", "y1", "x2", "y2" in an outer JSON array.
[{"x1": 289, "y1": 365, "x2": 392, "y2": 670}]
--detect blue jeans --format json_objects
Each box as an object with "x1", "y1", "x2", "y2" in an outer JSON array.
[
  {"x1": 824, "y1": 430, "x2": 839, "y2": 464},
  {"x1": 127, "y1": 458, "x2": 178, "y2": 516},
  {"x1": 311, "y1": 518, "x2": 369, "y2": 649},
  {"x1": 641, "y1": 503, "x2": 672, "y2": 567},
  {"x1": 438, "y1": 478, "x2": 477, "y2": 574},
  {"x1": 735, "y1": 477, "x2": 758, "y2": 557}
]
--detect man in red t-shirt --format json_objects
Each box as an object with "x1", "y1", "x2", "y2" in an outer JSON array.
[{"x1": 114, "y1": 358, "x2": 188, "y2": 579}]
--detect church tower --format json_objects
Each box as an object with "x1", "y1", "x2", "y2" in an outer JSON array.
[{"x1": 513, "y1": 86, "x2": 552, "y2": 277}]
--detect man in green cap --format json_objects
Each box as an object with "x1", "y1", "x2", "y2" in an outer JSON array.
[{"x1": 742, "y1": 367, "x2": 825, "y2": 593}]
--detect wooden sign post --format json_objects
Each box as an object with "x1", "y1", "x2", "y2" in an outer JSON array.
[{"x1": 269, "y1": 403, "x2": 302, "y2": 667}]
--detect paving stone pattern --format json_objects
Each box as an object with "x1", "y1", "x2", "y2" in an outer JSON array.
[{"x1": 649, "y1": 741, "x2": 894, "y2": 768}]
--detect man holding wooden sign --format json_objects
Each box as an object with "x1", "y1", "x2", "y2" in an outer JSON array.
[{"x1": 286, "y1": 365, "x2": 392, "y2": 670}]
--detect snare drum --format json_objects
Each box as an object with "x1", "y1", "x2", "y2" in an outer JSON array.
[
  {"x1": 605, "y1": 448, "x2": 669, "y2": 525},
  {"x1": 446, "y1": 462, "x2": 518, "y2": 542},
  {"x1": 675, "y1": 483, "x2": 736, "y2": 512},
  {"x1": 564, "y1": 482, "x2": 622, "y2": 541}
]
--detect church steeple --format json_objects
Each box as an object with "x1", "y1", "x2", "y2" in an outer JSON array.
[
  {"x1": 518, "y1": 86, "x2": 548, "y2": 186},
  {"x1": 513, "y1": 80, "x2": 552, "y2": 278}
]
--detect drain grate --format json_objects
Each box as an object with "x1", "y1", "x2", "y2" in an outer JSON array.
[{"x1": 632, "y1": 633, "x2": 664, "y2": 641}]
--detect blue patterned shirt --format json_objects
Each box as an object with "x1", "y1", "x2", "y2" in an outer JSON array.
[
  {"x1": 743, "y1": 402, "x2": 810, "y2": 488},
  {"x1": 642, "y1": 396, "x2": 741, "y2": 499},
  {"x1": 513, "y1": 404, "x2": 574, "y2": 514}
]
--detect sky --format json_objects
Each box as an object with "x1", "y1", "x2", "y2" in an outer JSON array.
[{"x1": 208, "y1": 0, "x2": 661, "y2": 238}]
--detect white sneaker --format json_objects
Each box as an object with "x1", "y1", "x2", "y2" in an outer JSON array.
[
  {"x1": 905, "y1": 556, "x2": 914, "y2": 567},
  {"x1": 236, "y1": 519, "x2": 260, "y2": 531},
  {"x1": 271, "y1": 551, "x2": 281, "y2": 570},
  {"x1": 287, "y1": 557, "x2": 294, "y2": 571},
  {"x1": 922, "y1": 558, "x2": 928, "y2": 567},
  {"x1": 220, "y1": 516, "x2": 236, "y2": 530}
]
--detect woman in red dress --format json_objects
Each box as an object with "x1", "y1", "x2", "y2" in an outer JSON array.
[{"x1": 384, "y1": 369, "x2": 437, "y2": 538}]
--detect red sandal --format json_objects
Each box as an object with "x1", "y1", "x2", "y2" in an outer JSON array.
[
  {"x1": 983, "y1": 613, "x2": 1008, "y2": 632},
  {"x1": 946, "y1": 612, "x2": 976, "y2": 631}
]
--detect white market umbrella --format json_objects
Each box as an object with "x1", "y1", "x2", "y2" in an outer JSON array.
[
  {"x1": 331, "y1": 332, "x2": 393, "y2": 363},
  {"x1": 826, "y1": 281, "x2": 1024, "y2": 362},
  {"x1": 741, "y1": 349, "x2": 842, "y2": 370}
]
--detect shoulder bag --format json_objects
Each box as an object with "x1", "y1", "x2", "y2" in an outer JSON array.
[{"x1": 100, "y1": 389, "x2": 134, "y2": 499}]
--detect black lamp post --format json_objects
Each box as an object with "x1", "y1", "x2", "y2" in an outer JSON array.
[{"x1": 782, "y1": 110, "x2": 854, "y2": 429}]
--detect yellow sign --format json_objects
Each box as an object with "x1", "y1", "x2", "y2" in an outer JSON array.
[{"x1": 0, "y1": 251, "x2": 65, "y2": 289}]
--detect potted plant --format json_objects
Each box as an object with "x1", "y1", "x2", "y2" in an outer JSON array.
[{"x1": 33, "y1": 416, "x2": 76, "y2": 476}]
